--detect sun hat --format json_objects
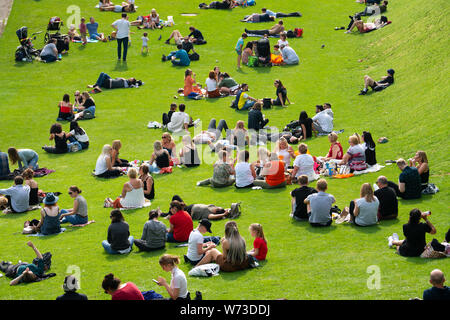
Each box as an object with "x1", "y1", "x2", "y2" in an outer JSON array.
[
  {"x1": 199, "y1": 219, "x2": 212, "y2": 233},
  {"x1": 43, "y1": 192, "x2": 58, "y2": 205}
]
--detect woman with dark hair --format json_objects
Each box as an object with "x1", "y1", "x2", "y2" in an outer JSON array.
[
  {"x1": 74, "y1": 92, "x2": 96, "y2": 120},
  {"x1": 271, "y1": 79, "x2": 290, "y2": 107},
  {"x1": 241, "y1": 41, "x2": 254, "y2": 65},
  {"x1": 388, "y1": 208, "x2": 436, "y2": 257},
  {"x1": 167, "y1": 200, "x2": 193, "y2": 243},
  {"x1": 183, "y1": 69, "x2": 203, "y2": 98},
  {"x1": 362, "y1": 131, "x2": 377, "y2": 166},
  {"x1": 139, "y1": 164, "x2": 155, "y2": 200},
  {"x1": 87, "y1": 73, "x2": 142, "y2": 93},
  {"x1": 42, "y1": 123, "x2": 69, "y2": 154},
  {"x1": 205, "y1": 70, "x2": 220, "y2": 98},
  {"x1": 7, "y1": 147, "x2": 39, "y2": 170},
  {"x1": 102, "y1": 273, "x2": 144, "y2": 300},
  {"x1": 67, "y1": 121, "x2": 89, "y2": 150},
  {"x1": 22, "y1": 168, "x2": 39, "y2": 206},
  {"x1": 102, "y1": 209, "x2": 134, "y2": 254},
  {"x1": 134, "y1": 209, "x2": 166, "y2": 251},
  {"x1": 34, "y1": 193, "x2": 62, "y2": 235},
  {"x1": 57, "y1": 94, "x2": 73, "y2": 121},
  {"x1": 60, "y1": 186, "x2": 88, "y2": 226},
  {"x1": 299, "y1": 111, "x2": 313, "y2": 140}
]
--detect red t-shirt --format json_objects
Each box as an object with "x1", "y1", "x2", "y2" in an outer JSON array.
[
  {"x1": 112, "y1": 282, "x2": 144, "y2": 300},
  {"x1": 253, "y1": 237, "x2": 268, "y2": 261},
  {"x1": 170, "y1": 210, "x2": 193, "y2": 242}
]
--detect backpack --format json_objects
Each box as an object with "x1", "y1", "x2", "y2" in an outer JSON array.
[
  {"x1": 229, "y1": 202, "x2": 242, "y2": 219},
  {"x1": 247, "y1": 55, "x2": 258, "y2": 67},
  {"x1": 263, "y1": 98, "x2": 272, "y2": 109},
  {"x1": 142, "y1": 290, "x2": 164, "y2": 300},
  {"x1": 188, "y1": 263, "x2": 220, "y2": 277},
  {"x1": 82, "y1": 109, "x2": 95, "y2": 119},
  {"x1": 33, "y1": 252, "x2": 52, "y2": 271},
  {"x1": 422, "y1": 183, "x2": 439, "y2": 195},
  {"x1": 188, "y1": 52, "x2": 200, "y2": 61},
  {"x1": 295, "y1": 28, "x2": 303, "y2": 37}
]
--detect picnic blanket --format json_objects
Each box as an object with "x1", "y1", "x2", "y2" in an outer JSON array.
[
  {"x1": 27, "y1": 228, "x2": 66, "y2": 237},
  {"x1": 3, "y1": 204, "x2": 41, "y2": 214},
  {"x1": 0, "y1": 168, "x2": 54, "y2": 180},
  {"x1": 72, "y1": 39, "x2": 99, "y2": 43}
]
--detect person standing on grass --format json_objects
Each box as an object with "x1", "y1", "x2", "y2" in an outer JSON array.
[
  {"x1": 112, "y1": 13, "x2": 130, "y2": 61},
  {"x1": 236, "y1": 33, "x2": 247, "y2": 69},
  {"x1": 141, "y1": 32, "x2": 149, "y2": 54}
]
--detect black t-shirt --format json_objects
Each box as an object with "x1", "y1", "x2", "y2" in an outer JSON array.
[
  {"x1": 182, "y1": 41, "x2": 194, "y2": 53},
  {"x1": 83, "y1": 98, "x2": 95, "y2": 107},
  {"x1": 374, "y1": 187, "x2": 398, "y2": 218},
  {"x1": 399, "y1": 222, "x2": 432, "y2": 257},
  {"x1": 248, "y1": 109, "x2": 264, "y2": 130},
  {"x1": 189, "y1": 29, "x2": 204, "y2": 40},
  {"x1": 423, "y1": 286, "x2": 450, "y2": 300},
  {"x1": 259, "y1": 13, "x2": 272, "y2": 22},
  {"x1": 275, "y1": 87, "x2": 287, "y2": 104},
  {"x1": 364, "y1": 144, "x2": 377, "y2": 165},
  {"x1": 56, "y1": 291, "x2": 88, "y2": 301},
  {"x1": 291, "y1": 186, "x2": 317, "y2": 219},
  {"x1": 299, "y1": 118, "x2": 313, "y2": 138},
  {"x1": 107, "y1": 221, "x2": 131, "y2": 251},
  {"x1": 378, "y1": 75, "x2": 394, "y2": 85}
]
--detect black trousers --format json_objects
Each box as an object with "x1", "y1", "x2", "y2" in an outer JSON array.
[
  {"x1": 117, "y1": 37, "x2": 128, "y2": 61},
  {"x1": 134, "y1": 239, "x2": 165, "y2": 252}
]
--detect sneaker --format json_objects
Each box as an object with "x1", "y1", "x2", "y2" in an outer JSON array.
[
  {"x1": 388, "y1": 236, "x2": 393, "y2": 248},
  {"x1": 165, "y1": 39, "x2": 170, "y2": 44},
  {"x1": 359, "y1": 89, "x2": 367, "y2": 95}
]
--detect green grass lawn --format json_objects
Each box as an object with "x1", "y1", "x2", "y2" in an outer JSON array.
[{"x1": 0, "y1": 0, "x2": 448, "y2": 300}]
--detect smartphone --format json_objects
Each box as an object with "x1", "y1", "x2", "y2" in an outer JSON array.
[{"x1": 152, "y1": 279, "x2": 159, "y2": 284}]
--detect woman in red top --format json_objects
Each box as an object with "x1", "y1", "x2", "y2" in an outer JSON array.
[
  {"x1": 167, "y1": 200, "x2": 193, "y2": 243},
  {"x1": 253, "y1": 153, "x2": 286, "y2": 189},
  {"x1": 57, "y1": 94, "x2": 73, "y2": 121},
  {"x1": 248, "y1": 223, "x2": 268, "y2": 261},
  {"x1": 324, "y1": 132, "x2": 343, "y2": 160},
  {"x1": 102, "y1": 273, "x2": 144, "y2": 300}
]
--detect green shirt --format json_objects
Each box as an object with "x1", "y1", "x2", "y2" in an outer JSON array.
[
  {"x1": 218, "y1": 77, "x2": 238, "y2": 88},
  {"x1": 16, "y1": 259, "x2": 44, "y2": 281}
]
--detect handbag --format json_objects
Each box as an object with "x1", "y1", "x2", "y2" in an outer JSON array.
[
  {"x1": 247, "y1": 55, "x2": 258, "y2": 67},
  {"x1": 263, "y1": 98, "x2": 272, "y2": 109}
]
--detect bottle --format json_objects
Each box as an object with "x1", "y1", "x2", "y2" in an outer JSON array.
[{"x1": 423, "y1": 211, "x2": 431, "y2": 216}]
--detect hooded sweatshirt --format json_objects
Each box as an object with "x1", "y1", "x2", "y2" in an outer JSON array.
[{"x1": 140, "y1": 220, "x2": 167, "y2": 248}]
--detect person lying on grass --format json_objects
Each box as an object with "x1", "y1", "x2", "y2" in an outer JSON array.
[
  {"x1": 199, "y1": 0, "x2": 236, "y2": 10},
  {"x1": 345, "y1": 15, "x2": 388, "y2": 34},
  {"x1": 87, "y1": 72, "x2": 143, "y2": 93},
  {"x1": 7, "y1": 242, "x2": 46, "y2": 286},
  {"x1": 99, "y1": 2, "x2": 135, "y2": 13},
  {"x1": 359, "y1": 68, "x2": 394, "y2": 95}
]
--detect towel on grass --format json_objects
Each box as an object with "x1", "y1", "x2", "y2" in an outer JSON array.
[{"x1": 28, "y1": 228, "x2": 66, "y2": 237}]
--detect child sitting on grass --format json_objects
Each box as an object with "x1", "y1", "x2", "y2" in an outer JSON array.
[{"x1": 247, "y1": 223, "x2": 268, "y2": 261}]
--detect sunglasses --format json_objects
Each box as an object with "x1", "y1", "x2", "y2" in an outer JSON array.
[{"x1": 68, "y1": 192, "x2": 73, "y2": 195}]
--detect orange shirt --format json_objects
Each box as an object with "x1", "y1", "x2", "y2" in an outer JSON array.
[{"x1": 265, "y1": 160, "x2": 286, "y2": 186}]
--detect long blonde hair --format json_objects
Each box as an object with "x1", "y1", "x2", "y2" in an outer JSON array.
[
  {"x1": 224, "y1": 221, "x2": 246, "y2": 265},
  {"x1": 360, "y1": 183, "x2": 375, "y2": 202}
]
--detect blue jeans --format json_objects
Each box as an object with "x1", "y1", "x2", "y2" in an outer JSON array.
[
  {"x1": 148, "y1": 162, "x2": 161, "y2": 174},
  {"x1": 95, "y1": 72, "x2": 111, "y2": 88},
  {"x1": 241, "y1": 100, "x2": 255, "y2": 110},
  {"x1": 102, "y1": 236, "x2": 134, "y2": 254},
  {"x1": 117, "y1": 37, "x2": 129, "y2": 61},
  {"x1": 27, "y1": 154, "x2": 39, "y2": 170},
  {"x1": 60, "y1": 209, "x2": 88, "y2": 225},
  {"x1": 166, "y1": 233, "x2": 184, "y2": 243}
]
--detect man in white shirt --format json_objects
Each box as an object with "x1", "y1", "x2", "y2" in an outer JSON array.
[
  {"x1": 185, "y1": 219, "x2": 216, "y2": 265},
  {"x1": 312, "y1": 105, "x2": 333, "y2": 134},
  {"x1": 167, "y1": 104, "x2": 190, "y2": 134},
  {"x1": 280, "y1": 44, "x2": 299, "y2": 65},
  {"x1": 112, "y1": 13, "x2": 130, "y2": 61}
]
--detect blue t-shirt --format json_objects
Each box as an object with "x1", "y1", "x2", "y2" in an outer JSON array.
[
  {"x1": 175, "y1": 49, "x2": 190, "y2": 66},
  {"x1": 423, "y1": 286, "x2": 450, "y2": 300},
  {"x1": 235, "y1": 37, "x2": 244, "y2": 52},
  {"x1": 86, "y1": 22, "x2": 99, "y2": 35}
]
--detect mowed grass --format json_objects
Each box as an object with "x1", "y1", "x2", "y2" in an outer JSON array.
[{"x1": 0, "y1": 0, "x2": 448, "y2": 300}]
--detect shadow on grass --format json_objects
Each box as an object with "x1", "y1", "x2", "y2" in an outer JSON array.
[
  {"x1": 134, "y1": 247, "x2": 167, "y2": 258},
  {"x1": 290, "y1": 219, "x2": 338, "y2": 233},
  {"x1": 113, "y1": 61, "x2": 128, "y2": 72}
]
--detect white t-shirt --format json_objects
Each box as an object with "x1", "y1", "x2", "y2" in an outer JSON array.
[
  {"x1": 293, "y1": 154, "x2": 318, "y2": 181},
  {"x1": 205, "y1": 78, "x2": 218, "y2": 92},
  {"x1": 141, "y1": 36, "x2": 149, "y2": 47},
  {"x1": 235, "y1": 162, "x2": 254, "y2": 187},
  {"x1": 277, "y1": 39, "x2": 289, "y2": 47},
  {"x1": 70, "y1": 129, "x2": 89, "y2": 143},
  {"x1": 194, "y1": 131, "x2": 216, "y2": 144},
  {"x1": 171, "y1": 267, "x2": 188, "y2": 299},
  {"x1": 187, "y1": 229, "x2": 204, "y2": 261},
  {"x1": 312, "y1": 111, "x2": 333, "y2": 133},
  {"x1": 112, "y1": 18, "x2": 130, "y2": 39},
  {"x1": 168, "y1": 111, "x2": 189, "y2": 133},
  {"x1": 94, "y1": 155, "x2": 108, "y2": 175}
]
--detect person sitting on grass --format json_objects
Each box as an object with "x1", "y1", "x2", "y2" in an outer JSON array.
[
  {"x1": 185, "y1": 219, "x2": 218, "y2": 265},
  {"x1": 232, "y1": 84, "x2": 261, "y2": 111},
  {"x1": 195, "y1": 221, "x2": 249, "y2": 272},
  {"x1": 22, "y1": 168, "x2": 38, "y2": 206},
  {"x1": 67, "y1": 121, "x2": 90, "y2": 150},
  {"x1": 253, "y1": 152, "x2": 287, "y2": 189},
  {"x1": 361, "y1": 131, "x2": 377, "y2": 166},
  {"x1": 272, "y1": 79, "x2": 291, "y2": 107},
  {"x1": 0, "y1": 176, "x2": 30, "y2": 213},
  {"x1": 408, "y1": 150, "x2": 430, "y2": 191},
  {"x1": 102, "y1": 273, "x2": 144, "y2": 300},
  {"x1": 247, "y1": 223, "x2": 268, "y2": 261},
  {"x1": 104, "y1": 168, "x2": 145, "y2": 209},
  {"x1": 139, "y1": 164, "x2": 155, "y2": 200},
  {"x1": 235, "y1": 150, "x2": 256, "y2": 188},
  {"x1": 338, "y1": 135, "x2": 367, "y2": 172},
  {"x1": 56, "y1": 275, "x2": 88, "y2": 300},
  {"x1": 345, "y1": 15, "x2": 388, "y2": 34},
  {"x1": 0, "y1": 149, "x2": 11, "y2": 179},
  {"x1": 163, "y1": 44, "x2": 190, "y2": 67},
  {"x1": 161, "y1": 132, "x2": 177, "y2": 159},
  {"x1": 312, "y1": 104, "x2": 333, "y2": 135},
  {"x1": 134, "y1": 209, "x2": 167, "y2": 252},
  {"x1": 280, "y1": 44, "x2": 299, "y2": 65},
  {"x1": 179, "y1": 135, "x2": 201, "y2": 167},
  {"x1": 40, "y1": 38, "x2": 58, "y2": 63},
  {"x1": 56, "y1": 94, "x2": 73, "y2": 121},
  {"x1": 156, "y1": 254, "x2": 190, "y2": 300},
  {"x1": 183, "y1": 69, "x2": 203, "y2": 98},
  {"x1": 291, "y1": 143, "x2": 319, "y2": 183},
  {"x1": 86, "y1": 17, "x2": 107, "y2": 42},
  {"x1": 149, "y1": 141, "x2": 171, "y2": 173},
  {"x1": 8, "y1": 242, "x2": 46, "y2": 286},
  {"x1": 94, "y1": 144, "x2": 123, "y2": 178},
  {"x1": 111, "y1": 140, "x2": 129, "y2": 167},
  {"x1": 166, "y1": 200, "x2": 193, "y2": 243},
  {"x1": 291, "y1": 175, "x2": 317, "y2": 221},
  {"x1": 359, "y1": 69, "x2": 394, "y2": 95},
  {"x1": 197, "y1": 150, "x2": 236, "y2": 188},
  {"x1": 388, "y1": 208, "x2": 436, "y2": 257},
  {"x1": 218, "y1": 73, "x2": 240, "y2": 96},
  {"x1": 387, "y1": 158, "x2": 422, "y2": 200},
  {"x1": 34, "y1": 193, "x2": 62, "y2": 235},
  {"x1": 304, "y1": 179, "x2": 335, "y2": 227},
  {"x1": 102, "y1": 209, "x2": 134, "y2": 254},
  {"x1": 60, "y1": 186, "x2": 88, "y2": 226},
  {"x1": 73, "y1": 91, "x2": 96, "y2": 120},
  {"x1": 248, "y1": 102, "x2": 269, "y2": 131},
  {"x1": 423, "y1": 269, "x2": 450, "y2": 300},
  {"x1": 164, "y1": 103, "x2": 192, "y2": 135},
  {"x1": 374, "y1": 176, "x2": 398, "y2": 221},
  {"x1": 322, "y1": 132, "x2": 344, "y2": 161},
  {"x1": 337, "y1": 183, "x2": 379, "y2": 226},
  {"x1": 43, "y1": 123, "x2": 70, "y2": 154}
]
